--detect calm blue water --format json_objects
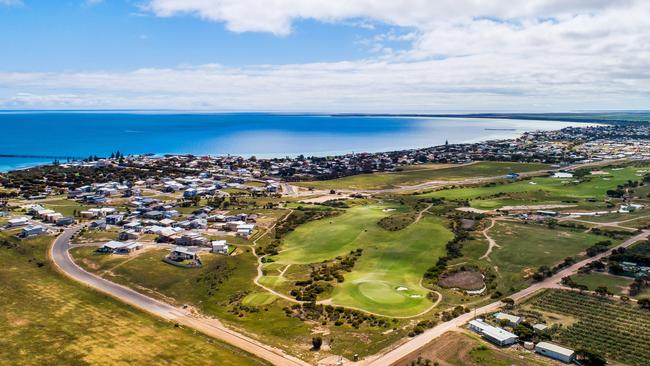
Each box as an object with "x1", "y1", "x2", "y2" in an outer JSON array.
[{"x1": 0, "y1": 112, "x2": 586, "y2": 171}]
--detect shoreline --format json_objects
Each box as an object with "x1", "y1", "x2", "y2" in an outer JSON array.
[{"x1": 0, "y1": 116, "x2": 605, "y2": 173}]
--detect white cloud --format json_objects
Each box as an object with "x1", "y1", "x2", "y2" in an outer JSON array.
[
  {"x1": 1, "y1": 54, "x2": 648, "y2": 111},
  {"x1": 1, "y1": 0, "x2": 649, "y2": 111},
  {"x1": 144, "y1": 0, "x2": 639, "y2": 35}
]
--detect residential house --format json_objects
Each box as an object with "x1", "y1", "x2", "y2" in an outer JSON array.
[
  {"x1": 21, "y1": 225, "x2": 46, "y2": 237},
  {"x1": 175, "y1": 233, "x2": 208, "y2": 246},
  {"x1": 105, "y1": 214, "x2": 124, "y2": 225},
  {"x1": 118, "y1": 230, "x2": 140, "y2": 241},
  {"x1": 97, "y1": 241, "x2": 142, "y2": 254},
  {"x1": 89, "y1": 219, "x2": 107, "y2": 230},
  {"x1": 7, "y1": 217, "x2": 29, "y2": 227},
  {"x1": 211, "y1": 240, "x2": 229, "y2": 255},
  {"x1": 123, "y1": 221, "x2": 143, "y2": 232},
  {"x1": 56, "y1": 217, "x2": 75, "y2": 226},
  {"x1": 167, "y1": 246, "x2": 201, "y2": 266}
]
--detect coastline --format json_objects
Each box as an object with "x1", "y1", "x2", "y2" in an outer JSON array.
[{"x1": 0, "y1": 114, "x2": 603, "y2": 173}]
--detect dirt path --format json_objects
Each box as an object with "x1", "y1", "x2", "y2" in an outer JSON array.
[
  {"x1": 252, "y1": 209, "x2": 300, "y2": 304},
  {"x1": 479, "y1": 218, "x2": 500, "y2": 260},
  {"x1": 252, "y1": 206, "x2": 443, "y2": 319},
  {"x1": 560, "y1": 216, "x2": 639, "y2": 231},
  {"x1": 414, "y1": 203, "x2": 434, "y2": 224}
]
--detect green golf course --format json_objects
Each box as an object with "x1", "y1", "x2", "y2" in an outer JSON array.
[
  {"x1": 273, "y1": 204, "x2": 454, "y2": 317},
  {"x1": 294, "y1": 161, "x2": 551, "y2": 191},
  {"x1": 420, "y1": 165, "x2": 648, "y2": 210}
]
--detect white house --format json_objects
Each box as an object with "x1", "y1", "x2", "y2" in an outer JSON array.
[
  {"x1": 236, "y1": 223, "x2": 255, "y2": 237},
  {"x1": 535, "y1": 342, "x2": 575, "y2": 363},
  {"x1": 97, "y1": 241, "x2": 142, "y2": 254},
  {"x1": 468, "y1": 319, "x2": 518, "y2": 346},
  {"x1": 211, "y1": 240, "x2": 229, "y2": 255},
  {"x1": 7, "y1": 217, "x2": 29, "y2": 227}
]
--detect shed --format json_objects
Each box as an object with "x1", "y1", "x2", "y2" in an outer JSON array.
[
  {"x1": 535, "y1": 342, "x2": 575, "y2": 363},
  {"x1": 468, "y1": 319, "x2": 518, "y2": 346}
]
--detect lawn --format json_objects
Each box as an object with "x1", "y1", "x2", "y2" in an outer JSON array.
[
  {"x1": 570, "y1": 273, "x2": 633, "y2": 295},
  {"x1": 295, "y1": 161, "x2": 550, "y2": 191},
  {"x1": 273, "y1": 204, "x2": 454, "y2": 316},
  {"x1": 43, "y1": 198, "x2": 93, "y2": 217},
  {"x1": 420, "y1": 165, "x2": 646, "y2": 210},
  {"x1": 487, "y1": 221, "x2": 613, "y2": 291},
  {"x1": 0, "y1": 234, "x2": 268, "y2": 366}
]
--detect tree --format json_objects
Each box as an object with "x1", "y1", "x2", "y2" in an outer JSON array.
[
  {"x1": 311, "y1": 336, "x2": 322, "y2": 351},
  {"x1": 594, "y1": 286, "x2": 612, "y2": 297},
  {"x1": 576, "y1": 349, "x2": 606, "y2": 366},
  {"x1": 501, "y1": 297, "x2": 515, "y2": 308},
  {"x1": 638, "y1": 298, "x2": 650, "y2": 310},
  {"x1": 620, "y1": 295, "x2": 630, "y2": 303},
  {"x1": 513, "y1": 322, "x2": 535, "y2": 341}
]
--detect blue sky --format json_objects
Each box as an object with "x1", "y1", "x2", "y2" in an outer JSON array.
[
  {"x1": 0, "y1": 1, "x2": 648, "y2": 112},
  {"x1": 1, "y1": 1, "x2": 410, "y2": 71}
]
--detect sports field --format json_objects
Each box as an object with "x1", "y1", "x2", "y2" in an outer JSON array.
[
  {"x1": 295, "y1": 161, "x2": 550, "y2": 191},
  {"x1": 420, "y1": 165, "x2": 646, "y2": 210},
  {"x1": 274, "y1": 204, "x2": 454, "y2": 316}
]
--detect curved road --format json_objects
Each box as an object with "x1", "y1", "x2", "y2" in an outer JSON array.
[{"x1": 50, "y1": 226, "x2": 309, "y2": 366}]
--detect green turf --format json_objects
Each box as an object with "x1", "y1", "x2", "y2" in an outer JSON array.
[
  {"x1": 242, "y1": 292, "x2": 277, "y2": 306},
  {"x1": 570, "y1": 273, "x2": 633, "y2": 295},
  {"x1": 0, "y1": 234, "x2": 268, "y2": 366},
  {"x1": 295, "y1": 162, "x2": 550, "y2": 190},
  {"x1": 420, "y1": 165, "x2": 647, "y2": 210},
  {"x1": 274, "y1": 204, "x2": 454, "y2": 316},
  {"x1": 489, "y1": 222, "x2": 612, "y2": 281},
  {"x1": 44, "y1": 198, "x2": 93, "y2": 217}
]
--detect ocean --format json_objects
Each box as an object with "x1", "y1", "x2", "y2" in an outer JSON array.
[{"x1": 0, "y1": 112, "x2": 586, "y2": 171}]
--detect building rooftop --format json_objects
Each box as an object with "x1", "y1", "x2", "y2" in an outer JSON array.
[
  {"x1": 494, "y1": 312, "x2": 522, "y2": 323},
  {"x1": 535, "y1": 342, "x2": 575, "y2": 357},
  {"x1": 469, "y1": 319, "x2": 518, "y2": 343}
]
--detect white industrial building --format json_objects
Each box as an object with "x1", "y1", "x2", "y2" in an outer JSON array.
[
  {"x1": 535, "y1": 342, "x2": 575, "y2": 363},
  {"x1": 468, "y1": 319, "x2": 518, "y2": 346}
]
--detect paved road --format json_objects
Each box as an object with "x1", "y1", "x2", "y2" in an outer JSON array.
[
  {"x1": 360, "y1": 229, "x2": 650, "y2": 366},
  {"x1": 50, "y1": 226, "x2": 309, "y2": 366}
]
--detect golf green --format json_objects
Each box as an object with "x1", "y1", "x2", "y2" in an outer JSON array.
[{"x1": 273, "y1": 205, "x2": 453, "y2": 316}]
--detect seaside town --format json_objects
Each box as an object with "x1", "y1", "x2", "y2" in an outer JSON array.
[
  {"x1": 3, "y1": 121, "x2": 650, "y2": 366},
  {"x1": 2, "y1": 122, "x2": 650, "y2": 269}
]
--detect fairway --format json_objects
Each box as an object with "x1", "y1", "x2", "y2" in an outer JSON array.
[
  {"x1": 295, "y1": 161, "x2": 550, "y2": 190},
  {"x1": 486, "y1": 221, "x2": 613, "y2": 290},
  {"x1": 274, "y1": 205, "x2": 454, "y2": 316},
  {"x1": 420, "y1": 165, "x2": 647, "y2": 210}
]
